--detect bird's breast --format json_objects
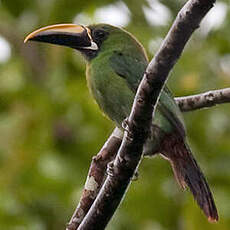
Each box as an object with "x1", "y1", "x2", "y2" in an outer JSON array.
[{"x1": 86, "y1": 61, "x2": 134, "y2": 128}]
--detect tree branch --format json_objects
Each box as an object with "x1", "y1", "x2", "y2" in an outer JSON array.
[
  {"x1": 66, "y1": 128, "x2": 123, "y2": 230},
  {"x1": 67, "y1": 86, "x2": 230, "y2": 229},
  {"x1": 77, "y1": 0, "x2": 216, "y2": 229},
  {"x1": 176, "y1": 88, "x2": 230, "y2": 112}
]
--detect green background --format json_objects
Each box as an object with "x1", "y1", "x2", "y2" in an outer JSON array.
[{"x1": 0, "y1": 0, "x2": 230, "y2": 229}]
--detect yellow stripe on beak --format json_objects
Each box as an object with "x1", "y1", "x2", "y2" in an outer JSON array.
[
  {"x1": 24, "y1": 23, "x2": 98, "y2": 50},
  {"x1": 24, "y1": 24, "x2": 86, "y2": 43}
]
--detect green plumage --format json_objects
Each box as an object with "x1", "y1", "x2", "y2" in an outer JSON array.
[
  {"x1": 26, "y1": 23, "x2": 218, "y2": 221},
  {"x1": 85, "y1": 25, "x2": 217, "y2": 220},
  {"x1": 86, "y1": 24, "x2": 185, "y2": 154}
]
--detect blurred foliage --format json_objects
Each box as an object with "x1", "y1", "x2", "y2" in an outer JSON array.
[{"x1": 0, "y1": 0, "x2": 230, "y2": 229}]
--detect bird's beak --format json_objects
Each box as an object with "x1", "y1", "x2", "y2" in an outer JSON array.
[{"x1": 24, "y1": 24, "x2": 98, "y2": 50}]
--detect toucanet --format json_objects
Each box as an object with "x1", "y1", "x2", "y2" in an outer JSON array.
[{"x1": 25, "y1": 23, "x2": 218, "y2": 221}]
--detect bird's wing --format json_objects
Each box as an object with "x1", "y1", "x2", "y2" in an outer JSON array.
[
  {"x1": 109, "y1": 51, "x2": 186, "y2": 137},
  {"x1": 157, "y1": 91, "x2": 185, "y2": 137},
  {"x1": 109, "y1": 51, "x2": 146, "y2": 91}
]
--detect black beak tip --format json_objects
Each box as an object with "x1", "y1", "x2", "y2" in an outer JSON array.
[{"x1": 25, "y1": 30, "x2": 92, "y2": 49}]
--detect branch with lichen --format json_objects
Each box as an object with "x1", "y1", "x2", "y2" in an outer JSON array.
[
  {"x1": 66, "y1": 86, "x2": 230, "y2": 229},
  {"x1": 66, "y1": 128, "x2": 123, "y2": 230},
  {"x1": 176, "y1": 88, "x2": 230, "y2": 112}
]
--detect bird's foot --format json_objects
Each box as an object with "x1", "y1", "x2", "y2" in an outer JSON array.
[
  {"x1": 122, "y1": 118, "x2": 135, "y2": 141},
  {"x1": 122, "y1": 117, "x2": 129, "y2": 132},
  {"x1": 106, "y1": 161, "x2": 115, "y2": 177}
]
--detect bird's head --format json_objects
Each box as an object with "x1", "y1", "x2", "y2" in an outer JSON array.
[{"x1": 24, "y1": 23, "x2": 137, "y2": 61}]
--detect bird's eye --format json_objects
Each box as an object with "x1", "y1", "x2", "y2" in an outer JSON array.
[{"x1": 94, "y1": 29, "x2": 106, "y2": 39}]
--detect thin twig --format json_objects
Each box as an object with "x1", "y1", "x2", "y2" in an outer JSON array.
[
  {"x1": 66, "y1": 128, "x2": 123, "y2": 230},
  {"x1": 176, "y1": 88, "x2": 230, "y2": 112},
  {"x1": 77, "y1": 1, "x2": 216, "y2": 229}
]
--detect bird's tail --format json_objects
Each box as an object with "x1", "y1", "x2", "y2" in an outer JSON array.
[{"x1": 161, "y1": 135, "x2": 218, "y2": 222}]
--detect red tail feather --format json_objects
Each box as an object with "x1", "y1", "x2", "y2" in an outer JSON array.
[{"x1": 160, "y1": 134, "x2": 218, "y2": 222}]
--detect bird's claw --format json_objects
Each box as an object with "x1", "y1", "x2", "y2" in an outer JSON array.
[
  {"x1": 106, "y1": 161, "x2": 115, "y2": 177},
  {"x1": 122, "y1": 118, "x2": 135, "y2": 141},
  {"x1": 122, "y1": 117, "x2": 129, "y2": 131}
]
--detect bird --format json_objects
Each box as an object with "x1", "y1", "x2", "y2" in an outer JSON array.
[{"x1": 25, "y1": 23, "x2": 218, "y2": 222}]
